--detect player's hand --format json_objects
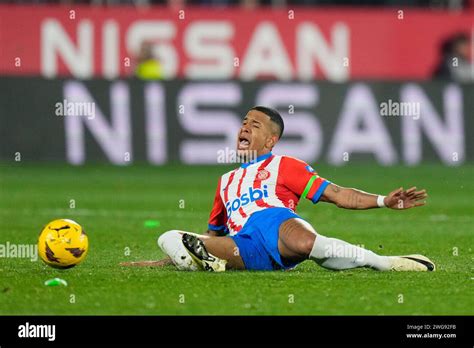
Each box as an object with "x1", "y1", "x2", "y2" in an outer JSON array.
[{"x1": 384, "y1": 187, "x2": 427, "y2": 210}]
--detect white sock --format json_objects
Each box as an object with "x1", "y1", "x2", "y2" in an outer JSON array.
[
  {"x1": 309, "y1": 234, "x2": 391, "y2": 271},
  {"x1": 157, "y1": 230, "x2": 198, "y2": 271}
]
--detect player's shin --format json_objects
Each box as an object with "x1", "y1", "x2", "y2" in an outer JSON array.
[
  {"x1": 157, "y1": 230, "x2": 200, "y2": 271},
  {"x1": 309, "y1": 234, "x2": 391, "y2": 271}
]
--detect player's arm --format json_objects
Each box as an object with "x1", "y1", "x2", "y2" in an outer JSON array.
[{"x1": 320, "y1": 184, "x2": 428, "y2": 210}]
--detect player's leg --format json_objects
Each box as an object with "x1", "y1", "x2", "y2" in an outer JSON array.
[
  {"x1": 157, "y1": 230, "x2": 244, "y2": 271},
  {"x1": 201, "y1": 236, "x2": 245, "y2": 270},
  {"x1": 278, "y1": 218, "x2": 435, "y2": 271},
  {"x1": 277, "y1": 218, "x2": 391, "y2": 270},
  {"x1": 277, "y1": 219, "x2": 316, "y2": 263}
]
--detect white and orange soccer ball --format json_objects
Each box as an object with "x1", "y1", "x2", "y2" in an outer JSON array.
[{"x1": 38, "y1": 219, "x2": 89, "y2": 269}]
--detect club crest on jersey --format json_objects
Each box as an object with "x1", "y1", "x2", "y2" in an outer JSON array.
[
  {"x1": 257, "y1": 169, "x2": 270, "y2": 180},
  {"x1": 226, "y1": 185, "x2": 268, "y2": 217}
]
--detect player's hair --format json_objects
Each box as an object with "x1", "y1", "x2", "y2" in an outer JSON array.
[{"x1": 250, "y1": 106, "x2": 284, "y2": 139}]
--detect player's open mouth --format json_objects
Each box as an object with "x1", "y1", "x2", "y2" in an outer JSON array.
[{"x1": 238, "y1": 135, "x2": 251, "y2": 150}]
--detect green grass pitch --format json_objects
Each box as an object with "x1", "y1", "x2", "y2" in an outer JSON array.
[{"x1": 0, "y1": 163, "x2": 473, "y2": 315}]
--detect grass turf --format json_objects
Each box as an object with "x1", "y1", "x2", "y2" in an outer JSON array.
[{"x1": 0, "y1": 163, "x2": 472, "y2": 315}]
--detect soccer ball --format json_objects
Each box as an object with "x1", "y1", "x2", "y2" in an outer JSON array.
[{"x1": 38, "y1": 219, "x2": 89, "y2": 269}]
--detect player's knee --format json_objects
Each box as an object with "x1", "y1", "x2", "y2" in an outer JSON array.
[
  {"x1": 157, "y1": 230, "x2": 182, "y2": 250},
  {"x1": 298, "y1": 234, "x2": 317, "y2": 257}
]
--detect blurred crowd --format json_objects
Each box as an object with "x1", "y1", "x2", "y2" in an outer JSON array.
[
  {"x1": 3, "y1": 0, "x2": 474, "y2": 8},
  {"x1": 433, "y1": 33, "x2": 474, "y2": 82}
]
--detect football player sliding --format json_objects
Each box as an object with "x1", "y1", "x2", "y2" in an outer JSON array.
[{"x1": 126, "y1": 106, "x2": 435, "y2": 272}]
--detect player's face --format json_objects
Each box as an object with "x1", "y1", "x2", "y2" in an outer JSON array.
[{"x1": 237, "y1": 110, "x2": 278, "y2": 158}]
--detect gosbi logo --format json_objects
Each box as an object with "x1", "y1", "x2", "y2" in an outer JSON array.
[
  {"x1": 226, "y1": 185, "x2": 269, "y2": 217},
  {"x1": 257, "y1": 169, "x2": 270, "y2": 180}
]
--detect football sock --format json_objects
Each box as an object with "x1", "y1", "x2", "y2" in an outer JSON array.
[
  {"x1": 309, "y1": 234, "x2": 391, "y2": 271},
  {"x1": 157, "y1": 230, "x2": 199, "y2": 271}
]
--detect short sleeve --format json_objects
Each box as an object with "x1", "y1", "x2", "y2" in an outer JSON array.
[{"x1": 279, "y1": 156, "x2": 331, "y2": 204}]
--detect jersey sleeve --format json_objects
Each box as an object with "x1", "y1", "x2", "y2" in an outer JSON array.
[
  {"x1": 280, "y1": 156, "x2": 331, "y2": 204},
  {"x1": 207, "y1": 178, "x2": 228, "y2": 234}
]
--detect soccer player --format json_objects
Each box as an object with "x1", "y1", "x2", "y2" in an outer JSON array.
[{"x1": 157, "y1": 106, "x2": 435, "y2": 272}]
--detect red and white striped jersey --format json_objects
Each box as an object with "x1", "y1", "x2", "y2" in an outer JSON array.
[{"x1": 208, "y1": 152, "x2": 330, "y2": 236}]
